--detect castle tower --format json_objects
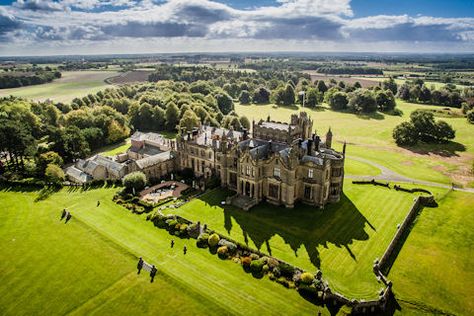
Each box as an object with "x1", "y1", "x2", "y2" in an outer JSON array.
[{"x1": 326, "y1": 127, "x2": 333, "y2": 149}]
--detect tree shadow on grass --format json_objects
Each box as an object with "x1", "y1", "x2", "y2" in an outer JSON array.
[
  {"x1": 35, "y1": 185, "x2": 62, "y2": 202},
  {"x1": 401, "y1": 141, "x2": 466, "y2": 158},
  {"x1": 356, "y1": 111, "x2": 385, "y2": 120},
  {"x1": 201, "y1": 192, "x2": 371, "y2": 270}
]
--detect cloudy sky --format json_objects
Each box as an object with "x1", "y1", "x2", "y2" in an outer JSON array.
[{"x1": 0, "y1": 0, "x2": 473, "y2": 56}]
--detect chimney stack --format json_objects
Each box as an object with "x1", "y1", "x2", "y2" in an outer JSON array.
[{"x1": 307, "y1": 139, "x2": 313, "y2": 156}]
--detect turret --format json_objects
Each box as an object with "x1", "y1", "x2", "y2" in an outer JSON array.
[{"x1": 326, "y1": 127, "x2": 333, "y2": 149}]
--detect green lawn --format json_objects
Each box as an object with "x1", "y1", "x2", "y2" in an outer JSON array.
[
  {"x1": 344, "y1": 157, "x2": 381, "y2": 176},
  {"x1": 0, "y1": 186, "x2": 322, "y2": 315},
  {"x1": 0, "y1": 71, "x2": 118, "y2": 103},
  {"x1": 235, "y1": 101, "x2": 474, "y2": 186},
  {"x1": 163, "y1": 182, "x2": 448, "y2": 299},
  {"x1": 98, "y1": 139, "x2": 131, "y2": 157},
  {"x1": 390, "y1": 190, "x2": 474, "y2": 316}
]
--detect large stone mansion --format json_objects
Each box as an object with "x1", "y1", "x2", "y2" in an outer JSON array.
[{"x1": 66, "y1": 112, "x2": 345, "y2": 209}]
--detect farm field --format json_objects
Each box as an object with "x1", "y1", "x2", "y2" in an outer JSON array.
[
  {"x1": 391, "y1": 190, "x2": 474, "y2": 316},
  {"x1": 0, "y1": 185, "x2": 322, "y2": 316},
  {"x1": 235, "y1": 101, "x2": 474, "y2": 186},
  {"x1": 0, "y1": 71, "x2": 118, "y2": 103},
  {"x1": 163, "y1": 182, "x2": 448, "y2": 299}
]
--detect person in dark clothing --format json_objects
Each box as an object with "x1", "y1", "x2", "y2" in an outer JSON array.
[
  {"x1": 171, "y1": 239, "x2": 174, "y2": 248},
  {"x1": 65, "y1": 212, "x2": 72, "y2": 223},
  {"x1": 150, "y1": 265, "x2": 157, "y2": 282},
  {"x1": 97, "y1": 201, "x2": 100, "y2": 207},
  {"x1": 137, "y1": 257, "x2": 144, "y2": 274},
  {"x1": 183, "y1": 246, "x2": 187, "y2": 255},
  {"x1": 61, "y1": 209, "x2": 67, "y2": 220}
]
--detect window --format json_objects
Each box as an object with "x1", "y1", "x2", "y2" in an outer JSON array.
[
  {"x1": 269, "y1": 184, "x2": 279, "y2": 199},
  {"x1": 209, "y1": 152, "x2": 212, "y2": 159},
  {"x1": 273, "y1": 167, "x2": 281, "y2": 178},
  {"x1": 332, "y1": 168, "x2": 342, "y2": 177},
  {"x1": 308, "y1": 169, "x2": 314, "y2": 178},
  {"x1": 252, "y1": 168, "x2": 255, "y2": 177},
  {"x1": 246, "y1": 165, "x2": 251, "y2": 176},
  {"x1": 330, "y1": 183, "x2": 339, "y2": 195},
  {"x1": 304, "y1": 185, "x2": 312, "y2": 200}
]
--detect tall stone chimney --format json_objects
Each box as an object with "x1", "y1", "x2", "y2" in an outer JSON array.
[{"x1": 326, "y1": 127, "x2": 333, "y2": 149}]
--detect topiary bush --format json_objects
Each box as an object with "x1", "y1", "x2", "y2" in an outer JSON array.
[
  {"x1": 250, "y1": 253, "x2": 260, "y2": 260},
  {"x1": 218, "y1": 239, "x2": 237, "y2": 253},
  {"x1": 279, "y1": 262, "x2": 296, "y2": 278},
  {"x1": 217, "y1": 246, "x2": 228, "y2": 259},
  {"x1": 250, "y1": 259, "x2": 265, "y2": 273},
  {"x1": 300, "y1": 272, "x2": 315, "y2": 285},
  {"x1": 241, "y1": 256, "x2": 252, "y2": 267},
  {"x1": 196, "y1": 233, "x2": 209, "y2": 248},
  {"x1": 208, "y1": 233, "x2": 220, "y2": 247}
]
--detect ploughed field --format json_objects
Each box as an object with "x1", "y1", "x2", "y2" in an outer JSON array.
[
  {"x1": 0, "y1": 185, "x2": 321, "y2": 316},
  {"x1": 0, "y1": 71, "x2": 118, "y2": 103}
]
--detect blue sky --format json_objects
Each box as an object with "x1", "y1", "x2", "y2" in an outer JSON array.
[{"x1": 0, "y1": 0, "x2": 473, "y2": 55}]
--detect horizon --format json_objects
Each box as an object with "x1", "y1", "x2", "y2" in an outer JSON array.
[{"x1": 0, "y1": 0, "x2": 473, "y2": 56}]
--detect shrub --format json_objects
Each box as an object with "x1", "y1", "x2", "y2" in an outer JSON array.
[
  {"x1": 217, "y1": 246, "x2": 228, "y2": 259},
  {"x1": 266, "y1": 257, "x2": 279, "y2": 269},
  {"x1": 122, "y1": 171, "x2": 147, "y2": 193},
  {"x1": 218, "y1": 239, "x2": 237, "y2": 253},
  {"x1": 208, "y1": 233, "x2": 220, "y2": 247},
  {"x1": 45, "y1": 163, "x2": 65, "y2": 184},
  {"x1": 241, "y1": 257, "x2": 252, "y2": 267},
  {"x1": 196, "y1": 233, "x2": 209, "y2": 248},
  {"x1": 250, "y1": 253, "x2": 260, "y2": 260},
  {"x1": 262, "y1": 264, "x2": 269, "y2": 273},
  {"x1": 300, "y1": 272, "x2": 315, "y2": 285},
  {"x1": 279, "y1": 263, "x2": 296, "y2": 278},
  {"x1": 166, "y1": 219, "x2": 178, "y2": 230},
  {"x1": 250, "y1": 259, "x2": 265, "y2": 273},
  {"x1": 276, "y1": 277, "x2": 290, "y2": 288}
]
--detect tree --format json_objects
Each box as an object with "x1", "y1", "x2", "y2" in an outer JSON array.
[
  {"x1": 316, "y1": 80, "x2": 328, "y2": 94},
  {"x1": 392, "y1": 122, "x2": 417, "y2": 146},
  {"x1": 239, "y1": 115, "x2": 251, "y2": 130},
  {"x1": 179, "y1": 109, "x2": 200, "y2": 131},
  {"x1": 122, "y1": 171, "x2": 147, "y2": 193},
  {"x1": 397, "y1": 83, "x2": 411, "y2": 101},
  {"x1": 280, "y1": 84, "x2": 296, "y2": 105},
  {"x1": 348, "y1": 89, "x2": 377, "y2": 113},
  {"x1": 238, "y1": 90, "x2": 251, "y2": 104},
  {"x1": 467, "y1": 110, "x2": 474, "y2": 124},
  {"x1": 215, "y1": 93, "x2": 234, "y2": 115},
  {"x1": 419, "y1": 86, "x2": 432, "y2": 103},
  {"x1": 328, "y1": 91, "x2": 348, "y2": 111},
  {"x1": 382, "y1": 77, "x2": 398, "y2": 94},
  {"x1": 375, "y1": 90, "x2": 396, "y2": 112},
  {"x1": 253, "y1": 87, "x2": 270, "y2": 104},
  {"x1": 107, "y1": 120, "x2": 129, "y2": 144},
  {"x1": 165, "y1": 102, "x2": 180, "y2": 131},
  {"x1": 45, "y1": 163, "x2": 65, "y2": 184},
  {"x1": 304, "y1": 88, "x2": 319, "y2": 108},
  {"x1": 37, "y1": 151, "x2": 63, "y2": 175}
]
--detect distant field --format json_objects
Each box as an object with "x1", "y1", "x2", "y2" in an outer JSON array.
[
  {"x1": 164, "y1": 183, "x2": 445, "y2": 299},
  {"x1": 305, "y1": 71, "x2": 381, "y2": 88},
  {"x1": 107, "y1": 70, "x2": 154, "y2": 84},
  {"x1": 235, "y1": 101, "x2": 474, "y2": 186},
  {"x1": 0, "y1": 186, "x2": 321, "y2": 316},
  {"x1": 0, "y1": 70, "x2": 118, "y2": 103}
]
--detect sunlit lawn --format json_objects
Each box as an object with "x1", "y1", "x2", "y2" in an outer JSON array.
[
  {"x1": 164, "y1": 182, "x2": 448, "y2": 299},
  {"x1": 0, "y1": 185, "x2": 321, "y2": 316}
]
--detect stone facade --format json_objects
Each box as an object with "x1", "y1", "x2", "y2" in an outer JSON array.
[
  {"x1": 176, "y1": 112, "x2": 345, "y2": 208},
  {"x1": 66, "y1": 112, "x2": 345, "y2": 210}
]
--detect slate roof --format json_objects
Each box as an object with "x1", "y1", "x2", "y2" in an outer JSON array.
[
  {"x1": 66, "y1": 166, "x2": 92, "y2": 183},
  {"x1": 135, "y1": 151, "x2": 173, "y2": 169}
]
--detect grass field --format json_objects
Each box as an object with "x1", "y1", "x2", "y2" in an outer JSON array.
[
  {"x1": 98, "y1": 139, "x2": 131, "y2": 157},
  {"x1": 391, "y1": 190, "x2": 474, "y2": 316},
  {"x1": 0, "y1": 185, "x2": 322, "y2": 316},
  {"x1": 0, "y1": 71, "x2": 118, "y2": 103},
  {"x1": 163, "y1": 182, "x2": 448, "y2": 299},
  {"x1": 235, "y1": 101, "x2": 474, "y2": 186}
]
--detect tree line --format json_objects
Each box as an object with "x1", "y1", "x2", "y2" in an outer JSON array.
[{"x1": 0, "y1": 70, "x2": 61, "y2": 89}]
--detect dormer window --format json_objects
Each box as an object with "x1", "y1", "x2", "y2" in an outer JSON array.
[
  {"x1": 274, "y1": 167, "x2": 281, "y2": 177},
  {"x1": 308, "y1": 169, "x2": 314, "y2": 178}
]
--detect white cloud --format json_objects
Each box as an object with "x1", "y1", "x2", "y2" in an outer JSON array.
[{"x1": 0, "y1": 0, "x2": 473, "y2": 55}]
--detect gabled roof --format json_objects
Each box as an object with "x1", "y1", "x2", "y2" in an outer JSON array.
[
  {"x1": 135, "y1": 151, "x2": 173, "y2": 169},
  {"x1": 66, "y1": 166, "x2": 92, "y2": 183}
]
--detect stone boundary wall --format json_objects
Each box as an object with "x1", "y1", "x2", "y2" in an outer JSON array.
[{"x1": 142, "y1": 182, "x2": 436, "y2": 314}]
